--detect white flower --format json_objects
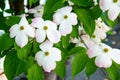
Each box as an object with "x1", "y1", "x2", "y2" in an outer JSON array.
[
  {"x1": 9, "y1": 15, "x2": 35, "y2": 48},
  {"x1": 31, "y1": 17, "x2": 61, "y2": 43},
  {"x1": 95, "y1": 18, "x2": 110, "y2": 33},
  {"x1": 53, "y1": 6, "x2": 77, "y2": 36},
  {"x1": 99, "y1": 0, "x2": 120, "y2": 21},
  {"x1": 91, "y1": 18, "x2": 110, "y2": 44},
  {"x1": 28, "y1": 5, "x2": 44, "y2": 17},
  {"x1": 35, "y1": 40, "x2": 61, "y2": 72},
  {"x1": 88, "y1": 43, "x2": 120, "y2": 68}
]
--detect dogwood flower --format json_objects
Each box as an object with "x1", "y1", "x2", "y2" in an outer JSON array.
[
  {"x1": 99, "y1": 0, "x2": 120, "y2": 21},
  {"x1": 53, "y1": 6, "x2": 77, "y2": 36},
  {"x1": 95, "y1": 18, "x2": 110, "y2": 33},
  {"x1": 9, "y1": 15, "x2": 35, "y2": 48},
  {"x1": 31, "y1": 17, "x2": 61, "y2": 43},
  {"x1": 91, "y1": 18, "x2": 110, "y2": 44},
  {"x1": 88, "y1": 43, "x2": 120, "y2": 68},
  {"x1": 35, "y1": 40, "x2": 61, "y2": 72},
  {"x1": 28, "y1": 5, "x2": 44, "y2": 17}
]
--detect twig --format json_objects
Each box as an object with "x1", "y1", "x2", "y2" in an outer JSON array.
[{"x1": 0, "y1": 72, "x2": 4, "y2": 76}]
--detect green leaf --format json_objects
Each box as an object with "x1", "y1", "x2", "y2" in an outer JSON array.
[
  {"x1": 16, "y1": 57, "x2": 35, "y2": 75},
  {"x1": 29, "y1": 0, "x2": 39, "y2": 7},
  {"x1": 4, "y1": 50, "x2": 20, "y2": 80},
  {"x1": 68, "y1": 46, "x2": 87, "y2": 56},
  {"x1": 101, "y1": 12, "x2": 118, "y2": 27},
  {"x1": 85, "y1": 58, "x2": 98, "y2": 77},
  {"x1": 62, "y1": 35, "x2": 70, "y2": 49},
  {"x1": 106, "y1": 63, "x2": 120, "y2": 80},
  {"x1": 55, "y1": 61, "x2": 66, "y2": 79},
  {"x1": 0, "y1": 33, "x2": 14, "y2": 54},
  {"x1": 0, "y1": 17, "x2": 10, "y2": 32},
  {"x1": 33, "y1": 40, "x2": 40, "y2": 54},
  {"x1": 71, "y1": 0, "x2": 94, "y2": 7},
  {"x1": 90, "y1": 5, "x2": 102, "y2": 19},
  {"x1": 6, "y1": 16, "x2": 21, "y2": 26},
  {"x1": 5, "y1": 9, "x2": 13, "y2": 14},
  {"x1": 0, "y1": 1, "x2": 5, "y2": 10},
  {"x1": 27, "y1": 63, "x2": 44, "y2": 80},
  {"x1": 72, "y1": 53, "x2": 88, "y2": 78},
  {"x1": 14, "y1": 43, "x2": 32, "y2": 60},
  {"x1": 43, "y1": 0, "x2": 64, "y2": 20},
  {"x1": 70, "y1": 25, "x2": 79, "y2": 38},
  {"x1": 74, "y1": 8, "x2": 95, "y2": 36}
]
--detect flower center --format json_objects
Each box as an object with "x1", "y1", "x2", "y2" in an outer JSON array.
[
  {"x1": 43, "y1": 26, "x2": 48, "y2": 30},
  {"x1": 92, "y1": 35, "x2": 96, "y2": 38},
  {"x1": 64, "y1": 15, "x2": 68, "y2": 19},
  {"x1": 20, "y1": 26, "x2": 24, "y2": 31},
  {"x1": 45, "y1": 51, "x2": 49, "y2": 56},
  {"x1": 104, "y1": 48, "x2": 109, "y2": 53},
  {"x1": 113, "y1": 0, "x2": 118, "y2": 3},
  {"x1": 37, "y1": 10, "x2": 40, "y2": 13}
]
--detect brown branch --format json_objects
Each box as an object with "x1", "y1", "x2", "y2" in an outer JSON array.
[
  {"x1": 8, "y1": 0, "x2": 24, "y2": 15},
  {"x1": 0, "y1": 72, "x2": 4, "y2": 76}
]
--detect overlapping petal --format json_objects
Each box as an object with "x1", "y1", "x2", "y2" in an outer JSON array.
[
  {"x1": 95, "y1": 54, "x2": 112, "y2": 68},
  {"x1": 36, "y1": 29, "x2": 46, "y2": 43},
  {"x1": 9, "y1": 24, "x2": 19, "y2": 38},
  {"x1": 109, "y1": 49, "x2": 120, "y2": 64},
  {"x1": 99, "y1": 0, "x2": 112, "y2": 11},
  {"x1": 47, "y1": 30, "x2": 61, "y2": 43},
  {"x1": 59, "y1": 21, "x2": 72, "y2": 36},
  {"x1": 40, "y1": 40, "x2": 53, "y2": 51},
  {"x1": 15, "y1": 32, "x2": 28, "y2": 48},
  {"x1": 50, "y1": 48, "x2": 61, "y2": 61},
  {"x1": 25, "y1": 25, "x2": 35, "y2": 37},
  {"x1": 108, "y1": 4, "x2": 120, "y2": 21}
]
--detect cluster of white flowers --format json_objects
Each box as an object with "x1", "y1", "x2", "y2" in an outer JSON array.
[
  {"x1": 9, "y1": 0, "x2": 120, "y2": 72},
  {"x1": 9, "y1": 6, "x2": 77, "y2": 72},
  {"x1": 71, "y1": 17, "x2": 120, "y2": 68}
]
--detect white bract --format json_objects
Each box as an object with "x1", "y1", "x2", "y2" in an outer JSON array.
[
  {"x1": 28, "y1": 5, "x2": 44, "y2": 17},
  {"x1": 35, "y1": 40, "x2": 61, "y2": 72},
  {"x1": 9, "y1": 15, "x2": 35, "y2": 48},
  {"x1": 31, "y1": 17, "x2": 61, "y2": 43},
  {"x1": 99, "y1": 0, "x2": 120, "y2": 21},
  {"x1": 53, "y1": 6, "x2": 77, "y2": 36},
  {"x1": 88, "y1": 43, "x2": 120, "y2": 68}
]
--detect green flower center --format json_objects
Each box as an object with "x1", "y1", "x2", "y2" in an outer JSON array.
[
  {"x1": 64, "y1": 15, "x2": 68, "y2": 19},
  {"x1": 45, "y1": 51, "x2": 49, "y2": 56},
  {"x1": 20, "y1": 26, "x2": 24, "y2": 30},
  {"x1": 43, "y1": 26, "x2": 48, "y2": 30},
  {"x1": 113, "y1": 0, "x2": 118, "y2": 3},
  {"x1": 104, "y1": 48, "x2": 109, "y2": 53}
]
